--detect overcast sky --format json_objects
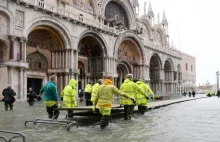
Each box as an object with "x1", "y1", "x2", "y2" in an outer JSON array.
[{"x1": 138, "y1": 0, "x2": 220, "y2": 86}]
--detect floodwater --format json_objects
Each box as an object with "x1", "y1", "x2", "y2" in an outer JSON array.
[{"x1": 0, "y1": 96, "x2": 220, "y2": 142}]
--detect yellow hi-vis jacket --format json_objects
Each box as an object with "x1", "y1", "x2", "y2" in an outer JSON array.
[
  {"x1": 63, "y1": 79, "x2": 77, "y2": 108},
  {"x1": 136, "y1": 80, "x2": 154, "y2": 106},
  {"x1": 84, "y1": 84, "x2": 92, "y2": 93},
  {"x1": 93, "y1": 83, "x2": 131, "y2": 109},
  {"x1": 120, "y1": 78, "x2": 147, "y2": 105},
  {"x1": 91, "y1": 83, "x2": 100, "y2": 104}
]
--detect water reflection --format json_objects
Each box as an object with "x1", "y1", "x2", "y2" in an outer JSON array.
[{"x1": 0, "y1": 97, "x2": 220, "y2": 142}]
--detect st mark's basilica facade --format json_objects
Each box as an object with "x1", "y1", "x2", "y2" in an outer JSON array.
[{"x1": 0, "y1": 0, "x2": 196, "y2": 100}]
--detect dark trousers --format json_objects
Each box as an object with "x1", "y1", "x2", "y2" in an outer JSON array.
[
  {"x1": 100, "y1": 115, "x2": 110, "y2": 129},
  {"x1": 5, "y1": 102, "x2": 13, "y2": 110},
  {"x1": 46, "y1": 104, "x2": 60, "y2": 119},
  {"x1": 124, "y1": 105, "x2": 135, "y2": 120},
  {"x1": 85, "y1": 92, "x2": 92, "y2": 106},
  {"x1": 138, "y1": 106, "x2": 147, "y2": 115},
  {"x1": 28, "y1": 100, "x2": 34, "y2": 106}
]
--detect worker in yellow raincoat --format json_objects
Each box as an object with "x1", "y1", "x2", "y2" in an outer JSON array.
[
  {"x1": 63, "y1": 79, "x2": 77, "y2": 118},
  {"x1": 136, "y1": 79, "x2": 154, "y2": 115},
  {"x1": 93, "y1": 76, "x2": 135, "y2": 129},
  {"x1": 120, "y1": 74, "x2": 147, "y2": 120},
  {"x1": 91, "y1": 79, "x2": 103, "y2": 105}
]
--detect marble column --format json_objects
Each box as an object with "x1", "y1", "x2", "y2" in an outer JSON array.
[
  {"x1": 19, "y1": 68, "x2": 24, "y2": 101},
  {"x1": 9, "y1": 36, "x2": 16, "y2": 60}
]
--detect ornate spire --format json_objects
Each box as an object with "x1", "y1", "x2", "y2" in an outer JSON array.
[
  {"x1": 148, "y1": 0, "x2": 154, "y2": 18},
  {"x1": 162, "y1": 10, "x2": 168, "y2": 26},
  {"x1": 144, "y1": 1, "x2": 147, "y2": 14}
]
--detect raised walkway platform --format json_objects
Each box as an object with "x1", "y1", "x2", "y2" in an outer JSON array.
[{"x1": 57, "y1": 95, "x2": 207, "y2": 117}]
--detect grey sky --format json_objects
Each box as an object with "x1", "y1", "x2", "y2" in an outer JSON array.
[{"x1": 138, "y1": 0, "x2": 219, "y2": 86}]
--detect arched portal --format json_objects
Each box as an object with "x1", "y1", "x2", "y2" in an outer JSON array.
[
  {"x1": 117, "y1": 38, "x2": 142, "y2": 81},
  {"x1": 104, "y1": 1, "x2": 129, "y2": 30},
  {"x1": 149, "y1": 54, "x2": 162, "y2": 94},
  {"x1": 26, "y1": 25, "x2": 65, "y2": 95},
  {"x1": 116, "y1": 61, "x2": 131, "y2": 88},
  {"x1": 164, "y1": 59, "x2": 174, "y2": 94},
  {"x1": 78, "y1": 33, "x2": 106, "y2": 90}
]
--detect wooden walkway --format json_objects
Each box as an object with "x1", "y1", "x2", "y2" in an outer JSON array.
[{"x1": 57, "y1": 95, "x2": 207, "y2": 116}]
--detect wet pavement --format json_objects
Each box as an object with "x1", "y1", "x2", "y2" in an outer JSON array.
[{"x1": 0, "y1": 95, "x2": 219, "y2": 142}]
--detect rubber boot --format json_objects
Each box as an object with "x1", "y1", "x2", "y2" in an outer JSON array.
[
  {"x1": 67, "y1": 111, "x2": 74, "y2": 119},
  {"x1": 52, "y1": 112, "x2": 60, "y2": 119},
  {"x1": 100, "y1": 115, "x2": 110, "y2": 129},
  {"x1": 48, "y1": 114, "x2": 53, "y2": 119}
]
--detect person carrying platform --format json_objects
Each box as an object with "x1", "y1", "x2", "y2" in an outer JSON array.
[
  {"x1": 120, "y1": 74, "x2": 147, "y2": 120},
  {"x1": 40, "y1": 75, "x2": 60, "y2": 119},
  {"x1": 136, "y1": 79, "x2": 155, "y2": 115},
  {"x1": 91, "y1": 79, "x2": 103, "y2": 105},
  {"x1": 84, "y1": 82, "x2": 93, "y2": 106},
  {"x1": 93, "y1": 76, "x2": 135, "y2": 129},
  {"x1": 63, "y1": 79, "x2": 77, "y2": 119}
]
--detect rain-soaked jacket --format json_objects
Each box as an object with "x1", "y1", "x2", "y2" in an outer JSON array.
[
  {"x1": 136, "y1": 80, "x2": 154, "y2": 106},
  {"x1": 93, "y1": 79, "x2": 131, "y2": 110},
  {"x1": 63, "y1": 79, "x2": 77, "y2": 108},
  {"x1": 40, "y1": 81, "x2": 58, "y2": 107},
  {"x1": 84, "y1": 84, "x2": 92, "y2": 93},
  {"x1": 91, "y1": 83, "x2": 101, "y2": 104},
  {"x1": 120, "y1": 78, "x2": 146, "y2": 105}
]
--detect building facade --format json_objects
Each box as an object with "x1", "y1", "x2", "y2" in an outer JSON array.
[{"x1": 0, "y1": 0, "x2": 196, "y2": 100}]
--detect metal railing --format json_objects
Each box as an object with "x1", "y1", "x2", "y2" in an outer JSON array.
[
  {"x1": 25, "y1": 118, "x2": 78, "y2": 131},
  {"x1": 0, "y1": 130, "x2": 26, "y2": 142}
]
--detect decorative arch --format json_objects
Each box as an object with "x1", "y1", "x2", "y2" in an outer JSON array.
[
  {"x1": 114, "y1": 31, "x2": 145, "y2": 64},
  {"x1": 116, "y1": 61, "x2": 132, "y2": 87},
  {"x1": 117, "y1": 38, "x2": 141, "y2": 65},
  {"x1": 27, "y1": 51, "x2": 48, "y2": 72},
  {"x1": 117, "y1": 61, "x2": 132, "y2": 73},
  {"x1": 153, "y1": 29, "x2": 163, "y2": 43},
  {"x1": 164, "y1": 58, "x2": 174, "y2": 71},
  {"x1": 140, "y1": 20, "x2": 152, "y2": 38},
  {"x1": 77, "y1": 30, "x2": 108, "y2": 57},
  {"x1": 0, "y1": 6, "x2": 14, "y2": 35},
  {"x1": 71, "y1": 0, "x2": 97, "y2": 15},
  {"x1": 23, "y1": 17, "x2": 72, "y2": 49},
  {"x1": 102, "y1": 0, "x2": 136, "y2": 29},
  {"x1": 149, "y1": 53, "x2": 162, "y2": 69},
  {"x1": 27, "y1": 26, "x2": 64, "y2": 49}
]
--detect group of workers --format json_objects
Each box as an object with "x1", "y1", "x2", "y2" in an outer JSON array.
[
  {"x1": 38, "y1": 74, "x2": 155, "y2": 129},
  {"x1": 206, "y1": 90, "x2": 220, "y2": 97}
]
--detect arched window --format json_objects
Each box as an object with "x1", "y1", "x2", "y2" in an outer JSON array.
[
  {"x1": 191, "y1": 65, "x2": 193, "y2": 72},
  {"x1": 186, "y1": 63, "x2": 188, "y2": 70}
]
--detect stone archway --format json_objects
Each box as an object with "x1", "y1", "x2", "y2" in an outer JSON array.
[
  {"x1": 116, "y1": 61, "x2": 132, "y2": 88},
  {"x1": 117, "y1": 38, "x2": 142, "y2": 81},
  {"x1": 26, "y1": 25, "x2": 66, "y2": 96},
  {"x1": 104, "y1": 1, "x2": 129, "y2": 30},
  {"x1": 102, "y1": 0, "x2": 136, "y2": 29},
  {"x1": 164, "y1": 59, "x2": 174, "y2": 95},
  {"x1": 149, "y1": 54, "x2": 162, "y2": 94},
  {"x1": 78, "y1": 32, "x2": 106, "y2": 90}
]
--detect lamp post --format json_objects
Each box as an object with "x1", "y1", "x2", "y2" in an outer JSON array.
[{"x1": 216, "y1": 71, "x2": 220, "y2": 91}]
